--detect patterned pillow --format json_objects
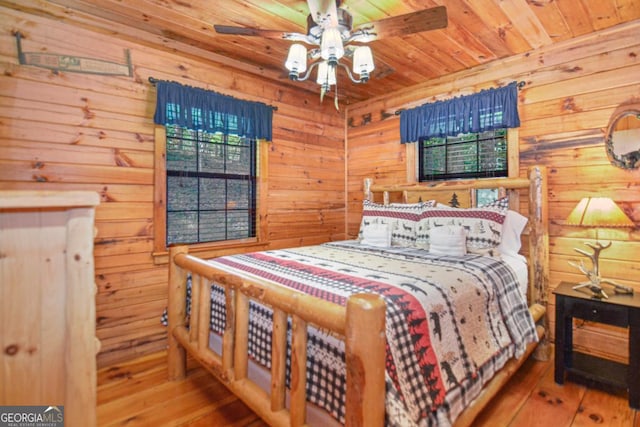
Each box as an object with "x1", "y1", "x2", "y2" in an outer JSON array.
[
  {"x1": 479, "y1": 196, "x2": 510, "y2": 210},
  {"x1": 358, "y1": 199, "x2": 434, "y2": 247},
  {"x1": 416, "y1": 199, "x2": 508, "y2": 250}
]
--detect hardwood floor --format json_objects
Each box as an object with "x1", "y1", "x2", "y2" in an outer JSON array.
[
  {"x1": 475, "y1": 354, "x2": 639, "y2": 427},
  {"x1": 97, "y1": 352, "x2": 267, "y2": 427},
  {"x1": 98, "y1": 350, "x2": 639, "y2": 426}
]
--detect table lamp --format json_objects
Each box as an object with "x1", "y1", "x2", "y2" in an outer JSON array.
[{"x1": 566, "y1": 197, "x2": 635, "y2": 298}]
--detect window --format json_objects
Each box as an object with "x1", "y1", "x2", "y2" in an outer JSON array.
[
  {"x1": 151, "y1": 79, "x2": 272, "y2": 260},
  {"x1": 165, "y1": 124, "x2": 257, "y2": 245},
  {"x1": 418, "y1": 129, "x2": 508, "y2": 181},
  {"x1": 401, "y1": 82, "x2": 520, "y2": 182}
]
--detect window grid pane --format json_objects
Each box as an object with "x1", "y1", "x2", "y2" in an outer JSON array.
[
  {"x1": 419, "y1": 129, "x2": 508, "y2": 181},
  {"x1": 166, "y1": 124, "x2": 256, "y2": 245}
]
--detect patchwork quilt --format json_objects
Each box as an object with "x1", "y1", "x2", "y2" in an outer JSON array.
[{"x1": 167, "y1": 241, "x2": 537, "y2": 426}]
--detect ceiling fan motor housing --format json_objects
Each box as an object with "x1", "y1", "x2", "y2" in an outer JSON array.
[{"x1": 306, "y1": 7, "x2": 353, "y2": 44}]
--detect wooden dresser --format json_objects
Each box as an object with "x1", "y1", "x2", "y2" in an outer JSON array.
[{"x1": 0, "y1": 191, "x2": 100, "y2": 426}]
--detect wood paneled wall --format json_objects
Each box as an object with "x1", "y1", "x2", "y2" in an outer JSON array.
[
  {"x1": 0, "y1": 6, "x2": 345, "y2": 367},
  {"x1": 346, "y1": 21, "x2": 640, "y2": 364}
]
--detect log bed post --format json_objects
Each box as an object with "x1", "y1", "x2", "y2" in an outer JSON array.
[
  {"x1": 345, "y1": 293, "x2": 386, "y2": 427},
  {"x1": 528, "y1": 165, "x2": 551, "y2": 361},
  {"x1": 363, "y1": 177, "x2": 373, "y2": 202},
  {"x1": 168, "y1": 245, "x2": 188, "y2": 380}
]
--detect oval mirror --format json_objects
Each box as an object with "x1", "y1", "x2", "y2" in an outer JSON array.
[{"x1": 605, "y1": 103, "x2": 640, "y2": 169}]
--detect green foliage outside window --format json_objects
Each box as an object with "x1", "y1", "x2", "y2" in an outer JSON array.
[
  {"x1": 419, "y1": 129, "x2": 508, "y2": 181},
  {"x1": 165, "y1": 121, "x2": 257, "y2": 245}
]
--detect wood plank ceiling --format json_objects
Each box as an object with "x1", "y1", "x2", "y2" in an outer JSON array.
[{"x1": 7, "y1": 0, "x2": 640, "y2": 105}]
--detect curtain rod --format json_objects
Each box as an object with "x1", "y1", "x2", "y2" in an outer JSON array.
[
  {"x1": 393, "y1": 80, "x2": 526, "y2": 116},
  {"x1": 148, "y1": 77, "x2": 278, "y2": 111}
]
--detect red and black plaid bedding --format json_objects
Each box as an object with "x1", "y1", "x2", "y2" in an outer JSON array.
[{"x1": 164, "y1": 240, "x2": 537, "y2": 426}]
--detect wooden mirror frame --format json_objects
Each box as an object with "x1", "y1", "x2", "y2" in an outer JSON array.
[{"x1": 605, "y1": 102, "x2": 640, "y2": 170}]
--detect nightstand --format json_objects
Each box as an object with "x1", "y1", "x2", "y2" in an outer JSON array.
[{"x1": 554, "y1": 281, "x2": 640, "y2": 409}]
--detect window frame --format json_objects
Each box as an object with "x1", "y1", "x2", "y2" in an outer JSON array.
[
  {"x1": 417, "y1": 129, "x2": 509, "y2": 182},
  {"x1": 153, "y1": 126, "x2": 269, "y2": 264},
  {"x1": 409, "y1": 128, "x2": 519, "y2": 183}
]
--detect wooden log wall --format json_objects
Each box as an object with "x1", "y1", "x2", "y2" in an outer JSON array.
[
  {"x1": 0, "y1": 5, "x2": 346, "y2": 367},
  {"x1": 346, "y1": 21, "x2": 640, "y2": 365}
]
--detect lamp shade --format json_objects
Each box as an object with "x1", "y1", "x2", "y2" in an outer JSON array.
[
  {"x1": 316, "y1": 61, "x2": 336, "y2": 86},
  {"x1": 566, "y1": 197, "x2": 635, "y2": 227},
  {"x1": 320, "y1": 27, "x2": 345, "y2": 62},
  {"x1": 353, "y1": 46, "x2": 375, "y2": 75},
  {"x1": 285, "y1": 44, "x2": 307, "y2": 73}
]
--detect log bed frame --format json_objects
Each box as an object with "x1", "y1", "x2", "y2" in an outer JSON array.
[{"x1": 167, "y1": 165, "x2": 549, "y2": 427}]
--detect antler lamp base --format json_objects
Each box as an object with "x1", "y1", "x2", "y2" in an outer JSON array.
[{"x1": 569, "y1": 241, "x2": 634, "y2": 299}]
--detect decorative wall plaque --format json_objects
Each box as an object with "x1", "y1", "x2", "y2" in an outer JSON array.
[{"x1": 15, "y1": 32, "x2": 132, "y2": 77}]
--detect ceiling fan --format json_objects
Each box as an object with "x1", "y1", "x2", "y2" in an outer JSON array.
[{"x1": 214, "y1": 0, "x2": 448, "y2": 106}]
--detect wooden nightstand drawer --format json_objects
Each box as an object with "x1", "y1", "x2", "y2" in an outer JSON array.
[{"x1": 565, "y1": 299, "x2": 628, "y2": 327}]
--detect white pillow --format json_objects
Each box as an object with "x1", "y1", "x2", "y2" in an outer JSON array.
[
  {"x1": 429, "y1": 225, "x2": 467, "y2": 256},
  {"x1": 498, "y1": 210, "x2": 528, "y2": 256},
  {"x1": 361, "y1": 223, "x2": 391, "y2": 248}
]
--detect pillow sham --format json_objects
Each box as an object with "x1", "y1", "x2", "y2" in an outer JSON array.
[
  {"x1": 428, "y1": 225, "x2": 467, "y2": 256},
  {"x1": 478, "y1": 197, "x2": 528, "y2": 256},
  {"x1": 358, "y1": 199, "x2": 435, "y2": 247},
  {"x1": 417, "y1": 202, "x2": 508, "y2": 251}
]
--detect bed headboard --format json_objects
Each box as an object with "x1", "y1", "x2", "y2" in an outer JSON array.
[
  {"x1": 363, "y1": 166, "x2": 549, "y2": 311},
  {"x1": 365, "y1": 176, "x2": 525, "y2": 210}
]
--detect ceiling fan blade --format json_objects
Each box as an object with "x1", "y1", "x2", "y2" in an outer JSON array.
[
  {"x1": 307, "y1": 0, "x2": 339, "y2": 27},
  {"x1": 214, "y1": 25, "x2": 289, "y2": 39},
  {"x1": 353, "y1": 5, "x2": 447, "y2": 41},
  {"x1": 214, "y1": 24, "x2": 315, "y2": 43}
]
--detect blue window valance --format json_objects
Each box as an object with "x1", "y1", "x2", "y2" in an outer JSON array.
[
  {"x1": 400, "y1": 81, "x2": 520, "y2": 143},
  {"x1": 153, "y1": 80, "x2": 273, "y2": 141}
]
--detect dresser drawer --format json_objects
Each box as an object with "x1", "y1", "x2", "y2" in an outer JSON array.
[{"x1": 565, "y1": 299, "x2": 628, "y2": 327}]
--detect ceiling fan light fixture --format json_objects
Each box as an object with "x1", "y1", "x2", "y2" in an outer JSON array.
[
  {"x1": 213, "y1": 3, "x2": 447, "y2": 109},
  {"x1": 285, "y1": 44, "x2": 308, "y2": 79},
  {"x1": 213, "y1": 3, "x2": 448, "y2": 106},
  {"x1": 316, "y1": 61, "x2": 337, "y2": 87},
  {"x1": 353, "y1": 46, "x2": 374, "y2": 81},
  {"x1": 320, "y1": 27, "x2": 345, "y2": 64}
]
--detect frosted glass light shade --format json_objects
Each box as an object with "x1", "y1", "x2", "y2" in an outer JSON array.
[
  {"x1": 285, "y1": 44, "x2": 307, "y2": 73},
  {"x1": 566, "y1": 197, "x2": 634, "y2": 227},
  {"x1": 316, "y1": 61, "x2": 336, "y2": 86},
  {"x1": 353, "y1": 46, "x2": 375, "y2": 75},
  {"x1": 320, "y1": 28, "x2": 344, "y2": 61}
]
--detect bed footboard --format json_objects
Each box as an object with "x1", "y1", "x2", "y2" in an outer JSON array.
[{"x1": 167, "y1": 245, "x2": 386, "y2": 427}]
